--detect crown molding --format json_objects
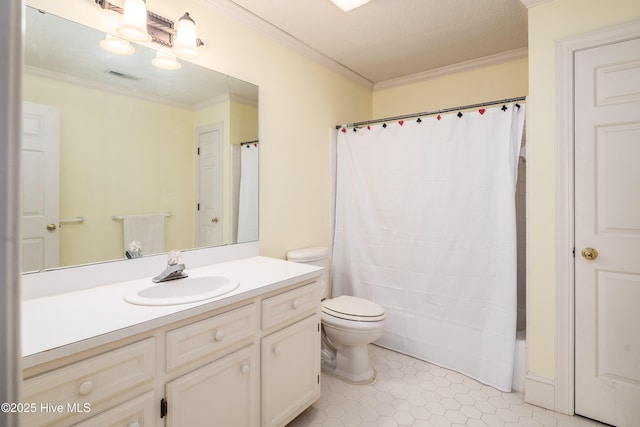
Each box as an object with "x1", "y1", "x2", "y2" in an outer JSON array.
[
  {"x1": 520, "y1": 0, "x2": 554, "y2": 8},
  {"x1": 199, "y1": 0, "x2": 373, "y2": 89},
  {"x1": 373, "y1": 47, "x2": 528, "y2": 91}
]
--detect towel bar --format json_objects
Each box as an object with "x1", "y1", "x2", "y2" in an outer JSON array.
[
  {"x1": 112, "y1": 212, "x2": 172, "y2": 220},
  {"x1": 59, "y1": 216, "x2": 85, "y2": 224}
]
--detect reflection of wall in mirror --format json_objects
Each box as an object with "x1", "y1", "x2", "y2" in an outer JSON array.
[{"x1": 22, "y1": 72, "x2": 259, "y2": 267}]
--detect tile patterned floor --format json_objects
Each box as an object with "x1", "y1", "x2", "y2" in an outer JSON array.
[{"x1": 287, "y1": 345, "x2": 608, "y2": 427}]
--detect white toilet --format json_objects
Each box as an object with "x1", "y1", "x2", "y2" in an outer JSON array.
[{"x1": 287, "y1": 247, "x2": 385, "y2": 384}]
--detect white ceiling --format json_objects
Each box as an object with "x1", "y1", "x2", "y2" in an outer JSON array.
[{"x1": 221, "y1": 0, "x2": 529, "y2": 84}]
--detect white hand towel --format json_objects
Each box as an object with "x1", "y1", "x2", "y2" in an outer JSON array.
[{"x1": 123, "y1": 214, "x2": 166, "y2": 256}]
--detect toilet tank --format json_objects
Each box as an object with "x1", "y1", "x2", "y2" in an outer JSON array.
[{"x1": 287, "y1": 246, "x2": 330, "y2": 299}]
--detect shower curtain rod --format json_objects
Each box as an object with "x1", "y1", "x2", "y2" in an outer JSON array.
[
  {"x1": 241, "y1": 140, "x2": 259, "y2": 145},
  {"x1": 335, "y1": 96, "x2": 526, "y2": 130}
]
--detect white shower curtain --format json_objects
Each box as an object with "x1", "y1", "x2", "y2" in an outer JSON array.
[
  {"x1": 237, "y1": 143, "x2": 259, "y2": 243},
  {"x1": 332, "y1": 103, "x2": 525, "y2": 391}
]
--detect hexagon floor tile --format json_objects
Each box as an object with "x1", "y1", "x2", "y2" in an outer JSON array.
[{"x1": 287, "y1": 345, "x2": 608, "y2": 427}]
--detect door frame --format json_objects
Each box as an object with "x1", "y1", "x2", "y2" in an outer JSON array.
[
  {"x1": 555, "y1": 20, "x2": 640, "y2": 415},
  {"x1": 0, "y1": 1, "x2": 22, "y2": 424}
]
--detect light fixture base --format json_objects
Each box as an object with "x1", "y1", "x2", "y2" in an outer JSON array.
[{"x1": 95, "y1": 0, "x2": 200, "y2": 48}]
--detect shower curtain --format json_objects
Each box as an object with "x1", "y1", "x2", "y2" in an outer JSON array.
[
  {"x1": 237, "y1": 143, "x2": 259, "y2": 243},
  {"x1": 332, "y1": 103, "x2": 525, "y2": 391}
]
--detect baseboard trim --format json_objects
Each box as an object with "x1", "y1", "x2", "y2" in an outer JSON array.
[{"x1": 524, "y1": 373, "x2": 556, "y2": 411}]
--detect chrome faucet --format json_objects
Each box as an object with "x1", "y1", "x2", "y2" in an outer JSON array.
[{"x1": 152, "y1": 250, "x2": 188, "y2": 283}]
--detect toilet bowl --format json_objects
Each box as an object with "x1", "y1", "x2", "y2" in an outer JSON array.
[{"x1": 287, "y1": 247, "x2": 385, "y2": 384}]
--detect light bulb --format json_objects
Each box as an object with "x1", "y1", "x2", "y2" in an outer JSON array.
[
  {"x1": 117, "y1": 0, "x2": 151, "y2": 42},
  {"x1": 330, "y1": 0, "x2": 370, "y2": 12},
  {"x1": 152, "y1": 51, "x2": 181, "y2": 70},
  {"x1": 100, "y1": 34, "x2": 135, "y2": 55},
  {"x1": 172, "y1": 12, "x2": 198, "y2": 59}
]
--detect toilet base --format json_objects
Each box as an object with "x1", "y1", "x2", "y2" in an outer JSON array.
[
  {"x1": 322, "y1": 344, "x2": 377, "y2": 384},
  {"x1": 322, "y1": 364, "x2": 377, "y2": 385}
]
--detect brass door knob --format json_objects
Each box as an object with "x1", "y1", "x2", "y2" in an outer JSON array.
[
  {"x1": 46, "y1": 223, "x2": 57, "y2": 232},
  {"x1": 211, "y1": 217, "x2": 219, "y2": 223},
  {"x1": 581, "y1": 247, "x2": 598, "y2": 260}
]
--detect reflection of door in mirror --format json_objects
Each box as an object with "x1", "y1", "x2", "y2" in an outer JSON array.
[
  {"x1": 196, "y1": 124, "x2": 223, "y2": 247},
  {"x1": 22, "y1": 102, "x2": 60, "y2": 272}
]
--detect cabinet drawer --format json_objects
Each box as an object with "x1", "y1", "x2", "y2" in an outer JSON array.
[
  {"x1": 72, "y1": 391, "x2": 154, "y2": 427},
  {"x1": 22, "y1": 338, "x2": 155, "y2": 427},
  {"x1": 262, "y1": 282, "x2": 319, "y2": 331},
  {"x1": 166, "y1": 303, "x2": 257, "y2": 372}
]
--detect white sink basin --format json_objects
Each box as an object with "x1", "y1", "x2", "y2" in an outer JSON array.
[{"x1": 124, "y1": 276, "x2": 240, "y2": 306}]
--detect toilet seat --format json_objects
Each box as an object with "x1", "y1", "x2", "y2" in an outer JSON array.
[{"x1": 322, "y1": 295, "x2": 385, "y2": 322}]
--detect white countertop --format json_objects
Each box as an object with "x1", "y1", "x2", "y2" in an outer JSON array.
[{"x1": 22, "y1": 256, "x2": 322, "y2": 368}]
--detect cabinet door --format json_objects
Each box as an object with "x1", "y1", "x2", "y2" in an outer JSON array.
[
  {"x1": 262, "y1": 315, "x2": 320, "y2": 427},
  {"x1": 165, "y1": 344, "x2": 259, "y2": 427}
]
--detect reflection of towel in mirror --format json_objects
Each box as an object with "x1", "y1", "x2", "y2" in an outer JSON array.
[{"x1": 123, "y1": 214, "x2": 166, "y2": 256}]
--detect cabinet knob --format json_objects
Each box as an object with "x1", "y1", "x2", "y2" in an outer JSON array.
[
  {"x1": 272, "y1": 346, "x2": 281, "y2": 355},
  {"x1": 78, "y1": 380, "x2": 93, "y2": 396},
  {"x1": 240, "y1": 364, "x2": 250, "y2": 374},
  {"x1": 291, "y1": 299, "x2": 300, "y2": 309},
  {"x1": 214, "y1": 330, "x2": 224, "y2": 341}
]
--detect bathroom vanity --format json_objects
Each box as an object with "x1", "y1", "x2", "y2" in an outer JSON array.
[{"x1": 21, "y1": 256, "x2": 322, "y2": 427}]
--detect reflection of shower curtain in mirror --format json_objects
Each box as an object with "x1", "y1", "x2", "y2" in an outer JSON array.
[
  {"x1": 237, "y1": 143, "x2": 259, "y2": 243},
  {"x1": 332, "y1": 103, "x2": 525, "y2": 391}
]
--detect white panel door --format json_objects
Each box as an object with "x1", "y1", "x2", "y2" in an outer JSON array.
[
  {"x1": 195, "y1": 124, "x2": 223, "y2": 247},
  {"x1": 22, "y1": 102, "x2": 59, "y2": 272},
  {"x1": 574, "y1": 37, "x2": 640, "y2": 427}
]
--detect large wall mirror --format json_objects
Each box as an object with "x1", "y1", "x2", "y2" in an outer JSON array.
[{"x1": 22, "y1": 6, "x2": 259, "y2": 273}]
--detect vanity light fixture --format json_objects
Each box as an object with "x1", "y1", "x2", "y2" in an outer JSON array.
[
  {"x1": 330, "y1": 0, "x2": 370, "y2": 12},
  {"x1": 152, "y1": 51, "x2": 181, "y2": 70},
  {"x1": 95, "y1": 0, "x2": 204, "y2": 56},
  {"x1": 100, "y1": 34, "x2": 136, "y2": 55},
  {"x1": 116, "y1": 0, "x2": 151, "y2": 42}
]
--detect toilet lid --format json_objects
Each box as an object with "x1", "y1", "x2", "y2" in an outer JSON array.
[{"x1": 322, "y1": 295, "x2": 385, "y2": 322}]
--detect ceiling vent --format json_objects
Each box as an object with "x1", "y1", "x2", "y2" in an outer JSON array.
[{"x1": 105, "y1": 69, "x2": 141, "y2": 80}]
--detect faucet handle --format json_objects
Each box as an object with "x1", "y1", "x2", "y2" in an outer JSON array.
[{"x1": 167, "y1": 250, "x2": 182, "y2": 266}]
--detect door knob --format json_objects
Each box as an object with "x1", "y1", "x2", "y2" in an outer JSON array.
[
  {"x1": 581, "y1": 247, "x2": 598, "y2": 260},
  {"x1": 211, "y1": 217, "x2": 219, "y2": 223},
  {"x1": 46, "y1": 223, "x2": 57, "y2": 232}
]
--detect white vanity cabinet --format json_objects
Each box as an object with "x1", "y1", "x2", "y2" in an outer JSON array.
[
  {"x1": 22, "y1": 272, "x2": 321, "y2": 427},
  {"x1": 261, "y1": 282, "x2": 321, "y2": 427}
]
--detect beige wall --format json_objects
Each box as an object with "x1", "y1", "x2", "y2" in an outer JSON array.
[
  {"x1": 27, "y1": 0, "x2": 372, "y2": 262},
  {"x1": 373, "y1": 57, "x2": 528, "y2": 118},
  {"x1": 527, "y1": 0, "x2": 640, "y2": 380}
]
